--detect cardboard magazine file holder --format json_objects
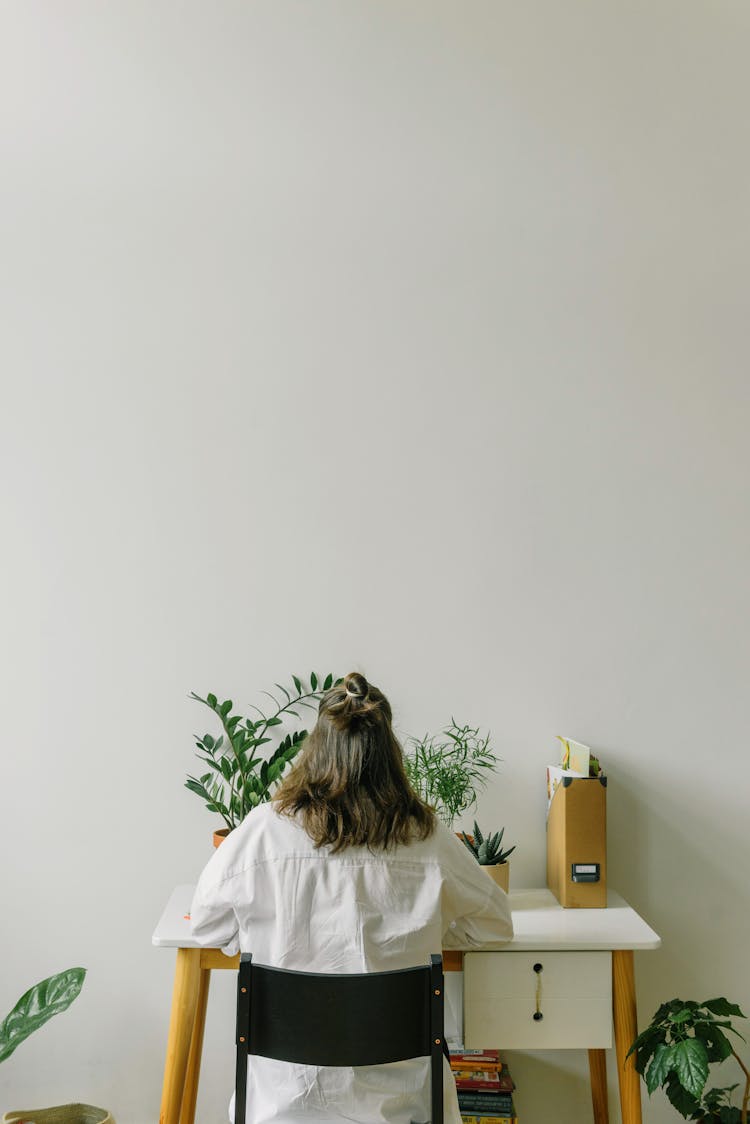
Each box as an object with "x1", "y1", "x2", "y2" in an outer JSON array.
[{"x1": 546, "y1": 775, "x2": 607, "y2": 908}]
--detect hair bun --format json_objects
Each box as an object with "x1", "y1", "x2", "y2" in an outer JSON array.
[{"x1": 344, "y1": 672, "x2": 369, "y2": 700}]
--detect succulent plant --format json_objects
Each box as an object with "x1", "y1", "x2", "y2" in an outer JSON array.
[{"x1": 458, "y1": 821, "x2": 516, "y2": 866}]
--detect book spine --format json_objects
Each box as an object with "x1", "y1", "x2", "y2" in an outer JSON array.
[
  {"x1": 453, "y1": 1048, "x2": 501, "y2": 1056},
  {"x1": 451, "y1": 1059, "x2": 505, "y2": 1071},
  {"x1": 451, "y1": 1051, "x2": 501, "y2": 1062},
  {"x1": 451, "y1": 1069, "x2": 507, "y2": 1081},
  {"x1": 458, "y1": 1094, "x2": 514, "y2": 1113},
  {"x1": 459, "y1": 1116, "x2": 516, "y2": 1124},
  {"x1": 454, "y1": 1078, "x2": 514, "y2": 1091}
]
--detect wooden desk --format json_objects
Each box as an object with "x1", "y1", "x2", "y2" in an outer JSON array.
[{"x1": 153, "y1": 885, "x2": 660, "y2": 1124}]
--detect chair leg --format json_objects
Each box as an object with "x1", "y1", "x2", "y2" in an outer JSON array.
[{"x1": 235, "y1": 1048, "x2": 248, "y2": 1124}]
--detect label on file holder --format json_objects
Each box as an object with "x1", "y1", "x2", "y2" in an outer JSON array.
[{"x1": 571, "y1": 863, "x2": 600, "y2": 882}]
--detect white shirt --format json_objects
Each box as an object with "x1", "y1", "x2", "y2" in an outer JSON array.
[{"x1": 190, "y1": 803, "x2": 513, "y2": 1124}]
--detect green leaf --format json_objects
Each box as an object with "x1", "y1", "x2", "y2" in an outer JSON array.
[
  {"x1": 0, "y1": 968, "x2": 86, "y2": 1063},
  {"x1": 628, "y1": 1024, "x2": 667, "y2": 1070},
  {"x1": 696, "y1": 1021, "x2": 734, "y2": 1062},
  {"x1": 703, "y1": 999, "x2": 746, "y2": 1019},
  {"x1": 672, "y1": 1039, "x2": 709, "y2": 1098},
  {"x1": 207, "y1": 693, "x2": 217, "y2": 708},
  {"x1": 292, "y1": 675, "x2": 302, "y2": 695},
  {"x1": 645, "y1": 1042, "x2": 673, "y2": 1094},
  {"x1": 310, "y1": 671, "x2": 318, "y2": 691},
  {"x1": 323, "y1": 673, "x2": 333, "y2": 690},
  {"x1": 220, "y1": 699, "x2": 233, "y2": 717},
  {"x1": 664, "y1": 1073, "x2": 702, "y2": 1117},
  {"x1": 275, "y1": 683, "x2": 291, "y2": 702},
  {"x1": 670, "y1": 1008, "x2": 695, "y2": 1025},
  {"x1": 185, "y1": 777, "x2": 212, "y2": 800}
]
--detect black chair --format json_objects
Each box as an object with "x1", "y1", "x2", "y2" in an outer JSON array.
[{"x1": 235, "y1": 953, "x2": 445, "y2": 1124}]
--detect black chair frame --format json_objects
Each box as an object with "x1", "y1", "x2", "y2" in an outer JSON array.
[{"x1": 235, "y1": 953, "x2": 444, "y2": 1124}]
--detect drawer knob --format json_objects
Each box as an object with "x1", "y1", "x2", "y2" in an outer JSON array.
[
  {"x1": 533, "y1": 1011, "x2": 543, "y2": 1021},
  {"x1": 533, "y1": 963, "x2": 543, "y2": 973}
]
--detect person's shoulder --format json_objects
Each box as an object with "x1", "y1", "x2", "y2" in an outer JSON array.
[
  {"x1": 423, "y1": 819, "x2": 485, "y2": 874},
  {"x1": 236, "y1": 802, "x2": 313, "y2": 852},
  {"x1": 399, "y1": 818, "x2": 465, "y2": 864}
]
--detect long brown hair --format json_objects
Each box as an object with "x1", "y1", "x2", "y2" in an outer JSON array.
[{"x1": 273, "y1": 672, "x2": 435, "y2": 852}]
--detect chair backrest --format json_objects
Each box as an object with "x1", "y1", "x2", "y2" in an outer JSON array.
[{"x1": 235, "y1": 954, "x2": 444, "y2": 1123}]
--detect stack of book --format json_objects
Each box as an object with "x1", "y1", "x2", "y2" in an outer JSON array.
[{"x1": 449, "y1": 1048, "x2": 517, "y2": 1124}]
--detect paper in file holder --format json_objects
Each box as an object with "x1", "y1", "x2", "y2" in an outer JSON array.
[{"x1": 546, "y1": 776, "x2": 607, "y2": 908}]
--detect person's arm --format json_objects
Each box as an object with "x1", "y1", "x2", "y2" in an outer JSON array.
[
  {"x1": 439, "y1": 828, "x2": 513, "y2": 949},
  {"x1": 189, "y1": 847, "x2": 241, "y2": 956}
]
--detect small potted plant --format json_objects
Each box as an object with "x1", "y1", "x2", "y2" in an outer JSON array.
[
  {"x1": 186, "y1": 671, "x2": 339, "y2": 846},
  {"x1": 1, "y1": 967, "x2": 112, "y2": 1124},
  {"x1": 403, "y1": 719, "x2": 500, "y2": 828},
  {"x1": 457, "y1": 821, "x2": 515, "y2": 892},
  {"x1": 627, "y1": 997, "x2": 748, "y2": 1123}
]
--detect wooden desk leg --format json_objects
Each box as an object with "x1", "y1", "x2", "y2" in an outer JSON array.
[
  {"x1": 179, "y1": 966, "x2": 211, "y2": 1124},
  {"x1": 160, "y1": 948, "x2": 202, "y2": 1124},
  {"x1": 613, "y1": 950, "x2": 642, "y2": 1124},
  {"x1": 588, "y1": 1049, "x2": 609, "y2": 1124}
]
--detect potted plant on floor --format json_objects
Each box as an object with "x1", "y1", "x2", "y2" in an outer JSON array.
[
  {"x1": 186, "y1": 671, "x2": 339, "y2": 846},
  {"x1": 403, "y1": 719, "x2": 500, "y2": 827},
  {"x1": 457, "y1": 821, "x2": 515, "y2": 892},
  {"x1": 1, "y1": 967, "x2": 112, "y2": 1124},
  {"x1": 627, "y1": 997, "x2": 748, "y2": 1123}
]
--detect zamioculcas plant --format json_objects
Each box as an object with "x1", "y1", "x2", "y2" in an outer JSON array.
[
  {"x1": 0, "y1": 968, "x2": 86, "y2": 1063},
  {"x1": 186, "y1": 672, "x2": 339, "y2": 832},
  {"x1": 458, "y1": 821, "x2": 516, "y2": 866},
  {"x1": 627, "y1": 997, "x2": 749, "y2": 1124}
]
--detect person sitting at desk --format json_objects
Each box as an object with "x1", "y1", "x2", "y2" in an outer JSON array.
[{"x1": 190, "y1": 671, "x2": 513, "y2": 1124}]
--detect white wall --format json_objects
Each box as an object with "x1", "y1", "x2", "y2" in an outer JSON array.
[{"x1": 2, "y1": 2, "x2": 749, "y2": 1121}]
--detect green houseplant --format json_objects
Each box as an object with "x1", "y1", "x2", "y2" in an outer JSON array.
[
  {"x1": 0, "y1": 967, "x2": 110, "y2": 1124},
  {"x1": 458, "y1": 821, "x2": 515, "y2": 891},
  {"x1": 403, "y1": 720, "x2": 499, "y2": 828},
  {"x1": 627, "y1": 997, "x2": 748, "y2": 1124},
  {"x1": 186, "y1": 671, "x2": 339, "y2": 843},
  {"x1": 0, "y1": 968, "x2": 86, "y2": 1064}
]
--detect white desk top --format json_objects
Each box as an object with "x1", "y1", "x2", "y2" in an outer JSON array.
[{"x1": 153, "y1": 885, "x2": 660, "y2": 953}]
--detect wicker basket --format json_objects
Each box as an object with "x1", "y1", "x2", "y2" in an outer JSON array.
[{"x1": 3, "y1": 1106, "x2": 113, "y2": 1124}]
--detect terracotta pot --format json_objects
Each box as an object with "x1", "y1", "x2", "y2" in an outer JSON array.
[
  {"x1": 213, "y1": 827, "x2": 231, "y2": 848},
  {"x1": 484, "y1": 862, "x2": 510, "y2": 892}
]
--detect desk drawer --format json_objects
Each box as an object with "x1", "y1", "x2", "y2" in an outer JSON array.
[{"x1": 464, "y1": 951, "x2": 612, "y2": 1049}]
